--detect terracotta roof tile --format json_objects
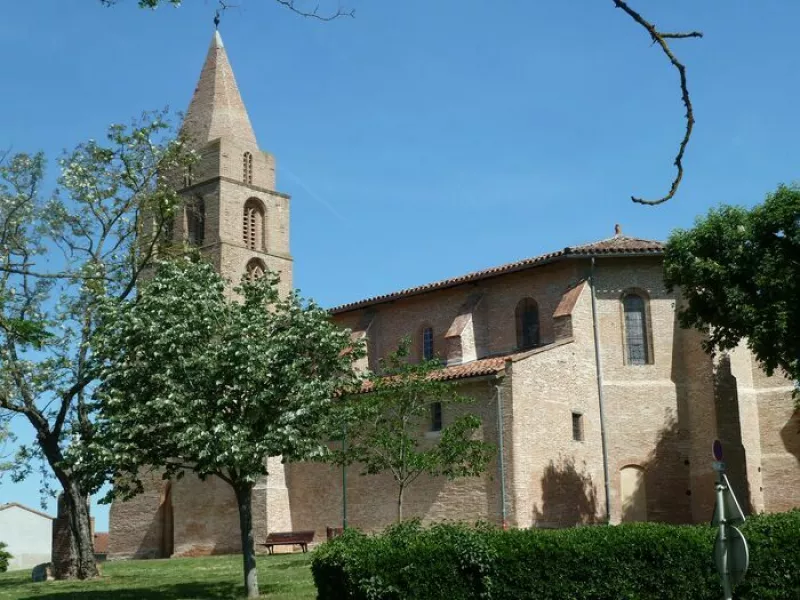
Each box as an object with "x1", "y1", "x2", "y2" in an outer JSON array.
[
  {"x1": 330, "y1": 234, "x2": 663, "y2": 314},
  {"x1": 565, "y1": 234, "x2": 664, "y2": 255},
  {"x1": 553, "y1": 280, "x2": 587, "y2": 319},
  {"x1": 433, "y1": 356, "x2": 509, "y2": 381},
  {"x1": 359, "y1": 355, "x2": 510, "y2": 393}
]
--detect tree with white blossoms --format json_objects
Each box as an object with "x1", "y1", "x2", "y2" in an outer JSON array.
[
  {"x1": 91, "y1": 258, "x2": 364, "y2": 599},
  {"x1": 0, "y1": 115, "x2": 193, "y2": 579}
]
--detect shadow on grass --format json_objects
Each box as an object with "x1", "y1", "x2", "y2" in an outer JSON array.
[
  {"x1": 17, "y1": 581, "x2": 242, "y2": 600},
  {"x1": 14, "y1": 580, "x2": 309, "y2": 600}
]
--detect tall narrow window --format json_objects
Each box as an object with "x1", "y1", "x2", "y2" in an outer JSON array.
[
  {"x1": 242, "y1": 198, "x2": 265, "y2": 251},
  {"x1": 422, "y1": 327, "x2": 434, "y2": 361},
  {"x1": 515, "y1": 298, "x2": 540, "y2": 350},
  {"x1": 243, "y1": 152, "x2": 253, "y2": 184},
  {"x1": 246, "y1": 258, "x2": 266, "y2": 281},
  {"x1": 183, "y1": 165, "x2": 193, "y2": 188},
  {"x1": 572, "y1": 412, "x2": 584, "y2": 442},
  {"x1": 186, "y1": 197, "x2": 205, "y2": 246},
  {"x1": 430, "y1": 402, "x2": 443, "y2": 432},
  {"x1": 162, "y1": 213, "x2": 175, "y2": 242},
  {"x1": 623, "y1": 293, "x2": 649, "y2": 365}
]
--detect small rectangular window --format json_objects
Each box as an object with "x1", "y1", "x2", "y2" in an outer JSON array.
[
  {"x1": 431, "y1": 402, "x2": 443, "y2": 432},
  {"x1": 572, "y1": 412, "x2": 584, "y2": 442}
]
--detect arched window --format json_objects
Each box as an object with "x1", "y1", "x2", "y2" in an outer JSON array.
[
  {"x1": 186, "y1": 196, "x2": 205, "y2": 246},
  {"x1": 246, "y1": 258, "x2": 266, "y2": 281},
  {"x1": 421, "y1": 326, "x2": 434, "y2": 361},
  {"x1": 242, "y1": 198, "x2": 265, "y2": 251},
  {"x1": 243, "y1": 152, "x2": 253, "y2": 184},
  {"x1": 515, "y1": 298, "x2": 540, "y2": 350},
  {"x1": 623, "y1": 293, "x2": 649, "y2": 365}
]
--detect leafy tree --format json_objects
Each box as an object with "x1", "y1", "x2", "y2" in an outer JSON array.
[
  {"x1": 91, "y1": 259, "x2": 363, "y2": 599},
  {"x1": 0, "y1": 541, "x2": 11, "y2": 573},
  {"x1": 0, "y1": 419, "x2": 14, "y2": 483},
  {"x1": 0, "y1": 114, "x2": 192, "y2": 579},
  {"x1": 664, "y1": 184, "x2": 800, "y2": 392},
  {"x1": 328, "y1": 341, "x2": 495, "y2": 522}
]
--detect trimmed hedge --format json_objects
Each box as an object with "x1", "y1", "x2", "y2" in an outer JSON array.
[
  {"x1": 0, "y1": 541, "x2": 10, "y2": 573},
  {"x1": 312, "y1": 511, "x2": 800, "y2": 600}
]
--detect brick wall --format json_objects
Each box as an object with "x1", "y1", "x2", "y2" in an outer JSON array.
[
  {"x1": 284, "y1": 380, "x2": 502, "y2": 538},
  {"x1": 108, "y1": 471, "x2": 170, "y2": 560}
]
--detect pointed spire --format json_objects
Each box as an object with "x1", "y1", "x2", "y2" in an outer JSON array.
[{"x1": 181, "y1": 30, "x2": 258, "y2": 148}]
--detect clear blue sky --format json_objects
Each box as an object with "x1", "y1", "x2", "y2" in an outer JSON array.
[{"x1": 2, "y1": 0, "x2": 798, "y2": 530}]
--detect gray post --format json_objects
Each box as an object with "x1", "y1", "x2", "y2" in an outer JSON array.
[
  {"x1": 495, "y1": 383, "x2": 508, "y2": 528},
  {"x1": 716, "y1": 470, "x2": 733, "y2": 600},
  {"x1": 342, "y1": 423, "x2": 348, "y2": 529},
  {"x1": 590, "y1": 257, "x2": 612, "y2": 524}
]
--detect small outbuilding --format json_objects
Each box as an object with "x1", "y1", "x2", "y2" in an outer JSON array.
[{"x1": 0, "y1": 502, "x2": 53, "y2": 571}]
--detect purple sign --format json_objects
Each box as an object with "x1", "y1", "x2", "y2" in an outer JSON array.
[{"x1": 712, "y1": 439, "x2": 723, "y2": 461}]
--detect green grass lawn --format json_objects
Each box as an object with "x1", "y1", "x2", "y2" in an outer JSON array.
[{"x1": 0, "y1": 553, "x2": 316, "y2": 600}]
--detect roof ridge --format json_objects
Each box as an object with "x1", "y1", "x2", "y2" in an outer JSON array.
[
  {"x1": 568, "y1": 233, "x2": 661, "y2": 249},
  {"x1": 0, "y1": 501, "x2": 54, "y2": 520},
  {"x1": 330, "y1": 232, "x2": 664, "y2": 314}
]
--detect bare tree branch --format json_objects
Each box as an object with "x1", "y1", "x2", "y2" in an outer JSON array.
[
  {"x1": 274, "y1": 0, "x2": 354, "y2": 21},
  {"x1": 660, "y1": 32, "x2": 703, "y2": 40},
  {"x1": 613, "y1": 0, "x2": 703, "y2": 206}
]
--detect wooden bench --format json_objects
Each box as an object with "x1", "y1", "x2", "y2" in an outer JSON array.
[{"x1": 261, "y1": 531, "x2": 315, "y2": 554}]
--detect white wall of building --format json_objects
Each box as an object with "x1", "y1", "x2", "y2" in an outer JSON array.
[{"x1": 0, "y1": 504, "x2": 53, "y2": 571}]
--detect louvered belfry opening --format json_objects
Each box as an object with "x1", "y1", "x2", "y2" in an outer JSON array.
[
  {"x1": 242, "y1": 198, "x2": 264, "y2": 251},
  {"x1": 246, "y1": 258, "x2": 266, "y2": 281},
  {"x1": 243, "y1": 152, "x2": 253, "y2": 184}
]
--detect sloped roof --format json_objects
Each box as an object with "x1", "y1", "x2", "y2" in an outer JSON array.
[
  {"x1": 553, "y1": 280, "x2": 587, "y2": 319},
  {"x1": 360, "y1": 355, "x2": 510, "y2": 393},
  {"x1": 330, "y1": 233, "x2": 663, "y2": 314},
  {"x1": 180, "y1": 31, "x2": 258, "y2": 148},
  {"x1": 358, "y1": 337, "x2": 577, "y2": 392},
  {"x1": 0, "y1": 502, "x2": 54, "y2": 520}
]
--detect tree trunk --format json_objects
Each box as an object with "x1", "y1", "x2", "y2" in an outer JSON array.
[
  {"x1": 397, "y1": 484, "x2": 404, "y2": 522},
  {"x1": 41, "y1": 433, "x2": 98, "y2": 580},
  {"x1": 56, "y1": 478, "x2": 99, "y2": 580},
  {"x1": 234, "y1": 481, "x2": 259, "y2": 599}
]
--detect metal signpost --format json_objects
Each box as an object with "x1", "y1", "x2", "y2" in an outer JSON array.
[{"x1": 711, "y1": 440, "x2": 749, "y2": 600}]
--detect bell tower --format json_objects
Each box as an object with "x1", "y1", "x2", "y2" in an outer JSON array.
[{"x1": 175, "y1": 30, "x2": 292, "y2": 293}]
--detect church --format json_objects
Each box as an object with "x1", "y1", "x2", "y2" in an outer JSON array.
[{"x1": 108, "y1": 31, "x2": 800, "y2": 559}]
